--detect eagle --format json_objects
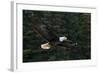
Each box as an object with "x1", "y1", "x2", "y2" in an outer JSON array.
[{"x1": 30, "y1": 17, "x2": 77, "y2": 50}]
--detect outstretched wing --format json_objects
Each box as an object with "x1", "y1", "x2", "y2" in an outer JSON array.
[
  {"x1": 30, "y1": 17, "x2": 59, "y2": 43},
  {"x1": 30, "y1": 17, "x2": 77, "y2": 48}
]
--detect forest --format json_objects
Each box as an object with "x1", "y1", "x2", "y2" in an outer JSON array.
[{"x1": 23, "y1": 10, "x2": 91, "y2": 62}]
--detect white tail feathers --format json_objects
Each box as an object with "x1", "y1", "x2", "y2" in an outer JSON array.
[{"x1": 41, "y1": 42, "x2": 50, "y2": 49}]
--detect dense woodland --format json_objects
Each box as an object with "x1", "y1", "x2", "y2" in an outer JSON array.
[{"x1": 23, "y1": 10, "x2": 91, "y2": 62}]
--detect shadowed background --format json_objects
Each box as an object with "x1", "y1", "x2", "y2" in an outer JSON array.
[{"x1": 23, "y1": 10, "x2": 91, "y2": 62}]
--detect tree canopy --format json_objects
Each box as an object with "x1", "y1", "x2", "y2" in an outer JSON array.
[{"x1": 23, "y1": 10, "x2": 91, "y2": 62}]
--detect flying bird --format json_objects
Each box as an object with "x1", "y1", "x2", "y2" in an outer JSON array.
[{"x1": 30, "y1": 17, "x2": 77, "y2": 49}]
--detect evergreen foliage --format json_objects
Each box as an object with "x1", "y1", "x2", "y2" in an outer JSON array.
[{"x1": 23, "y1": 10, "x2": 91, "y2": 62}]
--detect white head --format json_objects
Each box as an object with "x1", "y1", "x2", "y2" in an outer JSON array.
[{"x1": 59, "y1": 36, "x2": 67, "y2": 42}]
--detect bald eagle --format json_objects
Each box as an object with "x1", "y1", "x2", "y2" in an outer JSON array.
[{"x1": 30, "y1": 17, "x2": 77, "y2": 49}]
